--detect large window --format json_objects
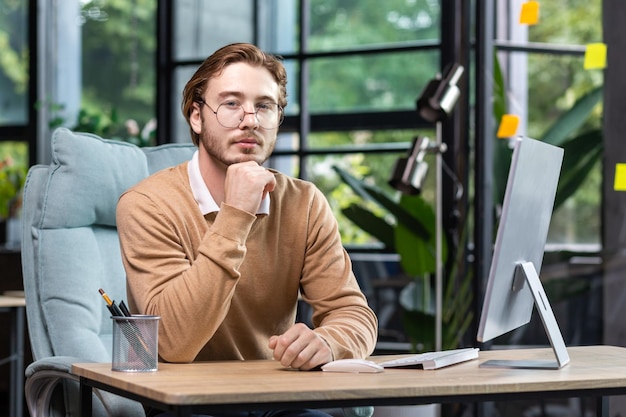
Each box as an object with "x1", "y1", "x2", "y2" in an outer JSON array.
[
  {"x1": 21, "y1": 1, "x2": 604, "y2": 249},
  {"x1": 164, "y1": 0, "x2": 445, "y2": 248},
  {"x1": 80, "y1": 0, "x2": 157, "y2": 144},
  {"x1": 490, "y1": 0, "x2": 604, "y2": 405},
  {"x1": 29, "y1": 0, "x2": 604, "y2": 356},
  {"x1": 0, "y1": 0, "x2": 32, "y2": 231},
  {"x1": 0, "y1": 0, "x2": 29, "y2": 126},
  {"x1": 40, "y1": 0, "x2": 157, "y2": 152},
  {"x1": 495, "y1": 0, "x2": 603, "y2": 247}
]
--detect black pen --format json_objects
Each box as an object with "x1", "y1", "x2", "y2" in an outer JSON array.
[
  {"x1": 119, "y1": 300, "x2": 132, "y2": 317},
  {"x1": 98, "y1": 288, "x2": 125, "y2": 317}
]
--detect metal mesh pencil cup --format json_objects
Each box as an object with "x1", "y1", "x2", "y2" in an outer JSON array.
[{"x1": 112, "y1": 315, "x2": 160, "y2": 372}]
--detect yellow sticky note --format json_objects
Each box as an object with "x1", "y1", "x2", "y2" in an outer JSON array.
[
  {"x1": 497, "y1": 114, "x2": 520, "y2": 138},
  {"x1": 584, "y1": 43, "x2": 607, "y2": 70},
  {"x1": 614, "y1": 164, "x2": 626, "y2": 191},
  {"x1": 519, "y1": 1, "x2": 540, "y2": 25}
]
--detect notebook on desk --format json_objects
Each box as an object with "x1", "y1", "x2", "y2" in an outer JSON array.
[{"x1": 378, "y1": 347, "x2": 479, "y2": 370}]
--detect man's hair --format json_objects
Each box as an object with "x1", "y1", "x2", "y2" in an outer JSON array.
[{"x1": 181, "y1": 43, "x2": 288, "y2": 146}]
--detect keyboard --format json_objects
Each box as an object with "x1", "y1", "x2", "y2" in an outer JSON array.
[{"x1": 379, "y1": 347, "x2": 479, "y2": 370}]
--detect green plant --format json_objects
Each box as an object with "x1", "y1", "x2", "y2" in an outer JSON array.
[
  {"x1": 41, "y1": 101, "x2": 157, "y2": 147},
  {"x1": 0, "y1": 154, "x2": 27, "y2": 220},
  {"x1": 333, "y1": 165, "x2": 472, "y2": 352},
  {"x1": 492, "y1": 53, "x2": 603, "y2": 213}
]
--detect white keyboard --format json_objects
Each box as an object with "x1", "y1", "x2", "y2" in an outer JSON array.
[{"x1": 379, "y1": 347, "x2": 479, "y2": 370}]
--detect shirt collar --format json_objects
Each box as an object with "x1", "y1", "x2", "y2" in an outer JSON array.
[{"x1": 187, "y1": 150, "x2": 270, "y2": 215}]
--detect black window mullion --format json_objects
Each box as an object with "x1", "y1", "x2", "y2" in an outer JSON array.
[{"x1": 156, "y1": 0, "x2": 174, "y2": 145}]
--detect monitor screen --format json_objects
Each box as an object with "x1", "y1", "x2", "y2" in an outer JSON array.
[{"x1": 476, "y1": 136, "x2": 569, "y2": 369}]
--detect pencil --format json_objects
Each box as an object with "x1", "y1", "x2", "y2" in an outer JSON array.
[{"x1": 98, "y1": 288, "x2": 125, "y2": 317}]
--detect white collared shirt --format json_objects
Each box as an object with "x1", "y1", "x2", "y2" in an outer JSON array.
[{"x1": 187, "y1": 150, "x2": 270, "y2": 215}]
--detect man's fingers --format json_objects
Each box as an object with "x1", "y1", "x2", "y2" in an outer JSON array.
[{"x1": 269, "y1": 324, "x2": 332, "y2": 370}]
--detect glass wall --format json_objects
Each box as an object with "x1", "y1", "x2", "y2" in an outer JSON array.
[
  {"x1": 0, "y1": 0, "x2": 30, "y2": 238},
  {"x1": 28, "y1": 0, "x2": 603, "y2": 350},
  {"x1": 489, "y1": 5, "x2": 604, "y2": 415},
  {"x1": 495, "y1": 0, "x2": 603, "y2": 248},
  {"x1": 19, "y1": 1, "x2": 610, "y2": 413},
  {"x1": 0, "y1": 0, "x2": 29, "y2": 125},
  {"x1": 41, "y1": 0, "x2": 158, "y2": 148},
  {"x1": 80, "y1": 0, "x2": 157, "y2": 144}
]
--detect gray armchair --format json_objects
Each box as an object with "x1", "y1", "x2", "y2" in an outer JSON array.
[{"x1": 21, "y1": 128, "x2": 195, "y2": 417}]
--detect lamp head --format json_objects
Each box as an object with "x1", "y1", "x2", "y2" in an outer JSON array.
[
  {"x1": 416, "y1": 63, "x2": 464, "y2": 123},
  {"x1": 388, "y1": 136, "x2": 430, "y2": 195}
]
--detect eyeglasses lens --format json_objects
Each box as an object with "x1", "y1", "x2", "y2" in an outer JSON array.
[{"x1": 216, "y1": 104, "x2": 284, "y2": 129}]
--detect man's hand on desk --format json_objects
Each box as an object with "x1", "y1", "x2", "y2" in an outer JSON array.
[{"x1": 268, "y1": 323, "x2": 333, "y2": 371}]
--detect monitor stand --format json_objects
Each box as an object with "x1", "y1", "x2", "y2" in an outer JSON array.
[{"x1": 480, "y1": 261, "x2": 571, "y2": 370}]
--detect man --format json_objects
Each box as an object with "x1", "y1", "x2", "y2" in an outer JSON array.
[{"x1": 116, "y1": 43, "x2": 378, "y2": 416}]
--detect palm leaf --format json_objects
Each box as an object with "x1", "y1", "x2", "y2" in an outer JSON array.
[
  {"x1": 333, "y1": 165, "x2": 431, "y2": 241},
  {"x1": 492, "y1": 50, "x2": 507, "y2": 122},
  {"x1": 554, "y1": 129, "x2": 603, "y2": 209},
  {"x1": 341, "y1": 204, "x2": 395, "y2": 250},
  {"x1": 541, "y1": 86, "x2": 603, "y2": 146}
]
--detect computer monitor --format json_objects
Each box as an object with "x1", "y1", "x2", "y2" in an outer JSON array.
[{"x1": 476, "y1": 136, "x2": 570, "y2": 369}]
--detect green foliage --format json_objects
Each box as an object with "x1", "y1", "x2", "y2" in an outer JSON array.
[
  {"x1": 491, "y1": 1, "x2": 604, "y2": 245},
  {"x1": 0, "y1": 0, "x2": 28, "y2": 96},
  {"x1": 400, "y1": 233, "x2": 474, "y2": 351},
  {"x1": 80, "y1": 0, "x2": 156, "y2": 128},
  {"x1": 522, "y1": 0, "x2": 603, "y2": 139},
  {"x1": 0, "y1": 142, "x2": 27, "y2": 220},
  {"x1": 394, "y1": 194, "x2": 439, "y2": 275},
  {"x1": 333, "y1": 165, "x2": 439, "y2": 273},
  {"x1": 308, "y1": 52, "x2": 439, "y2": 113},
  {"x1": 44, "y1": 101, "x2": 156, "y2": 147},
  {"x1": 333, "y1": 164, "x2": 472, "y2": 351},
  {"x1": 307, "y1": 0, "x2": 440, "y2": 113},
  {"x1": 492, "y1": 82, "x2": 603, "y2": 217},
  {"x1": 73, "y1": 107, "x2": 156, "y2": 147},
  {"x1": 309, "y1": 130, "x2": 435, "y2": 247},
  {"x1": 309, "y1": 0, "x2": 440, "y2": 46},
  {"x1": 0, "y1": 31, "x2": 28, "y2": 93}
]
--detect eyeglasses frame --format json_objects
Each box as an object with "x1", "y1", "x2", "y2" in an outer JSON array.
[{"x1": 198, "y1": 98, "x2": 284, "y2": 130}]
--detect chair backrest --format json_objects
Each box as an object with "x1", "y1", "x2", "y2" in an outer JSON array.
[{"x1": 21, "y1": 128, "x2": 195, "y2": 414}]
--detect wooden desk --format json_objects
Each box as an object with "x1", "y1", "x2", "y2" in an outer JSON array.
[
  {"x1": 74, "y1": 345, "x2": 626, "y2": 417},
  {"x1": 0, "y1": 295, "x2": 25, "y2": 417}
]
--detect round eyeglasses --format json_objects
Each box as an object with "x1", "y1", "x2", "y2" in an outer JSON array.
[{"x1": 199, "y1": 99, "x2": 284, "y2": 130}]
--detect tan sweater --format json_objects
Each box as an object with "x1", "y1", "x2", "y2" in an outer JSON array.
[{"x1": 116, "y1": 163, "x2": 378, "y2": 363}]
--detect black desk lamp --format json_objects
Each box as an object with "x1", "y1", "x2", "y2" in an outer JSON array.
[
  {"x1": 389, "y1": 63, "x2": 463, "y2": 194},
  {"x1": 389, "y1": 62, "x2": 464, "y2": 351}
]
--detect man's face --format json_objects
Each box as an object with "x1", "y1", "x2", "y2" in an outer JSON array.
[{"x1": 190, "y1": 62, "x2": 282, "y2": 167}]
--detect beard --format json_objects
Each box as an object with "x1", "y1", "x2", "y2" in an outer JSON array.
[{"x1": 198, "y1": 122, "x2": 277, "y2": 167}]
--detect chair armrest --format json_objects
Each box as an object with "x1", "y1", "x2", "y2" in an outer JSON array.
[
  {"x1": 25, "y1": 357, "x2": 81, "y2": 417},
  {"x1": 343, "y1": 407, "x2": 374, "y2": 417},
  {"x1": 321, "y1": 406, "x2": 374, "y2": 417},
  {"x1": 25, "y1": 355, "x2": 83, "y2": 377},
  {"x1": 25, "y1": 357, "x2": 145, "y2": 417}
]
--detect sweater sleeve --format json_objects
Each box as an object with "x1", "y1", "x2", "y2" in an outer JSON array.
[
  {"x1": 117, "y1": 188, "x2": 257, "y2": 363},
  {"x1": 300, "y1": 188, "x2": 379, "y2": 360}
]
